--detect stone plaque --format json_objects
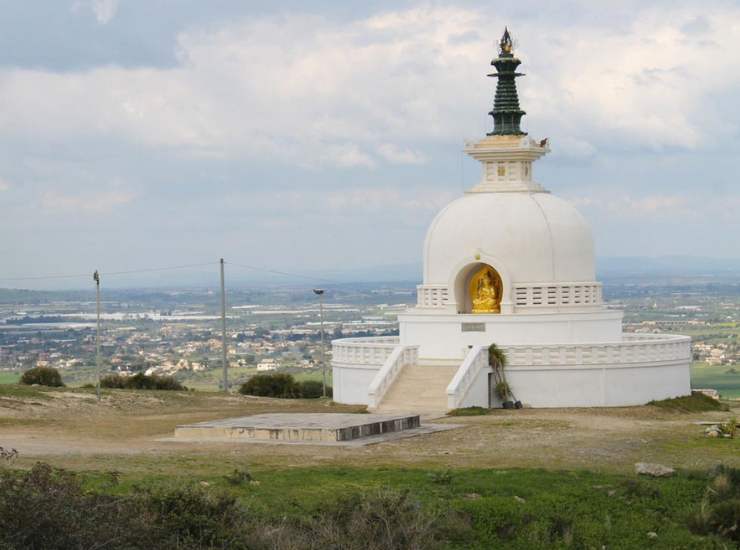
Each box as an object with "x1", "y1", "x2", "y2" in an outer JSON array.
[{"x1": 461, "y1": 322, "x2": 486, "y2": 332}]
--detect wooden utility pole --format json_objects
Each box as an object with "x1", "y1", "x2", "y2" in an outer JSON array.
[
  {"x1": 220, "y1": 258, "x2": 228, "y2": 393},
  {"x1": 313, "y1": 288, "x2": 327, "y2": 398}
]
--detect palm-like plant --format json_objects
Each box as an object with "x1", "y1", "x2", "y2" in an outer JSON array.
[
  {"x1": 489, "y1": 343, "x2": 512, "y2": 404},
  {"x1": 488, "y1": 343, "x2": 507, "y2": 369}
]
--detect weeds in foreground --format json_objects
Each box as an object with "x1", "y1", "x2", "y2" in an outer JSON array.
[
  {"x1": 687, "y1": 465, "x2": 740, "y2": 543},
  {"x1": 0, "y1": 463, "x2": 451, "y2": 550},
  {"x1": 224, "y1": 467, "x2": 254, "y2": 486},
  {"x1": 0, "y1": 447, "x2": 18, "y2": 466}
]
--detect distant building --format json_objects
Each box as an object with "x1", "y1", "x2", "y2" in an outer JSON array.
[{"x1": 256, "y1": 358, "x2": 278, "y2": 372}]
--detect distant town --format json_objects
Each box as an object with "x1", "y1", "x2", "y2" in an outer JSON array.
[{"x1": 1, "y1": 278, "x2": 738, "y2": 397}]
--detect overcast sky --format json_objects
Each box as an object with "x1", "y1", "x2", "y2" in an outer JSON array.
[{"x1": 1, "y1": 0, "x2": 739, "y2": 288}]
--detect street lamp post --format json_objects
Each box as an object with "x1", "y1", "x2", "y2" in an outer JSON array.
[
  {"x1": 93, "y1": 270, "x2": 101, "y2": 402},
  {"x1": 313, "y1": 288, "x2": 326, "y2": 398}
]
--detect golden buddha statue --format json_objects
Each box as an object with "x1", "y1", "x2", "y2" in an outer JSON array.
[{"x1": 470, "y1": 266, "x2": 501, "y2": 313}]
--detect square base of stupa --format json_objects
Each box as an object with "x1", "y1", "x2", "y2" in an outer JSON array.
[{"x1": 174, "y1": 413, "x2": 421, "y2": 443}]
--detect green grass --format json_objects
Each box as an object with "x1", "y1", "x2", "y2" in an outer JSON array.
[
  {"x1": 75, "y1": 465, "x2": 730, "y2": 548},
  {"x1": 291, "y1": 369, "x2": 331, "y2": 384},
  {"x1": 0, "y1": 372, "x2": 20, "y2": 384},
  {"x1": 0, "y1": 383, "x2": 53, "y2": 400},
  {"x1": 650, "y1": 392, "x2": 729, "y2": 412},
  {"x1": 691, "y1": 363, "x2": 740, "y2": 399},
  {"x1": 448, "y1": 406, "x2": 490, "y2": 416}
]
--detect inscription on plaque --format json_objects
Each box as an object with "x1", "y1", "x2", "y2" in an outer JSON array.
[{"x1": 461, "y1": 322, "x2": 486, "y2": 333}]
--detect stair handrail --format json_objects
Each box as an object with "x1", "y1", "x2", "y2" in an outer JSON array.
[
  {"x1": 446, "y1": 345, "x2": 488, "y2": 410},
  {"x1": 368, "y1": 344, "x2": 418, "y2": 409}
]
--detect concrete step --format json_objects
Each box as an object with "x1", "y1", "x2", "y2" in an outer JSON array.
[
  {"x1": 376, "y1": 362, "x2": 460, "y2": 413},
  {"x1": 417, "y1": 357, "x2": 463, "y2": 367}
]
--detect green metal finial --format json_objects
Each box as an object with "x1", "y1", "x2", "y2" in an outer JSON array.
[{"x1": 488, "y1": 28, "x2": 527, "y2": 136}]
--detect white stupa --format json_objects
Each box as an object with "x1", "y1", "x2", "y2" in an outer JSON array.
[{"x1": 332, "y1": 30, "x2": 691, "y2": 411}]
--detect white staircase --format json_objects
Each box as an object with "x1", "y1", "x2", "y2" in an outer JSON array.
[{"x1": 374, "y1": 359, "x2": 460, "y2": 413}]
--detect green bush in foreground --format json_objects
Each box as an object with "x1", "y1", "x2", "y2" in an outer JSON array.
[
  {"x1": 238, "y1": 373, "x2": 299, "y2": 398},
  {"x1": 19, "y1": 367, "x2": 63, "y2": 387},
  {"x1": 0, "y1": 463, "x2": 445, "y2": 550},
  {"x1": 100, "y1": 373, "x2": 184, "y2": 391}
]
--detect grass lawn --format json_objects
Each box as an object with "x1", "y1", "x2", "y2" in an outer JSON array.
[
  {"x1": 71, "y1": 465, "x2": 728, "y2": 548},
  {"x1": 0, "y1": 371, "x2": 19, "y2": 384},
  {"x1": 691, "y1": 362, "x2": 740, "y2": 399}
]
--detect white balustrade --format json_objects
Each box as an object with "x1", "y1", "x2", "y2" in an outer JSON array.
[
  {"x1": 331, "y1": 336, "x2": 399, "y2": 366},
  {"x1": 446, "y1": 345, "x2": 487, "y2": 410},
  {"x1": 416, "y1": 281, "x2": 603, "y2": 309},
  {"x1": 416, "y1": 285, "x2": 449, "y2": 308},
  {"x1": 513, "y1": 282, "x2": 603, "y2": 307},
  {"x1": 368, "y1": 345, "x2": 419, "y2": 408},
  {"x1": 500, "y1": 334, "x2": 690, "y2": 367}
]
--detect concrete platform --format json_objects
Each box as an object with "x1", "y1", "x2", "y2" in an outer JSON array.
[{"x1": 174, "y1": 413, "x2": 421, "y2": 443}]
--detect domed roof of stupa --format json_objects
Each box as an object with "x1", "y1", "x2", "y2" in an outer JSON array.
[{"x1": 422, "y1": 191, "x2": 595, "y2": 286}]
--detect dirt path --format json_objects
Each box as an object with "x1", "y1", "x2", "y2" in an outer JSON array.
[{"x1": 1, "y1": 388, "x2": 738, "y2": 473}]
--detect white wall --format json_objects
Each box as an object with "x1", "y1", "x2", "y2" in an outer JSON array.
[
  {"x1": 332, "y1": 365, "x2": 379, "y2": 405},
  {"x1": 506, "y1": 360, "x2": 691, "y2": 407},
  {"x1": 457, "y1": 366, "x2": 493, "y2": 408},
  {"x1": 399, "y1": 310, "x2": 623, "y2": 359}
]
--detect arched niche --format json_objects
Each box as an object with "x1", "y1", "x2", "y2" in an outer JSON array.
[{"x1": 453, "y1": 262, "x2": 504, "y2": 314}]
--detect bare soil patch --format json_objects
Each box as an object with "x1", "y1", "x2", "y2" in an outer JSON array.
[{"x1": 0, "y1": 387, "x2": 737, "y2": 474}]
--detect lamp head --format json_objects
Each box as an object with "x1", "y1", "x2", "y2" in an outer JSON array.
[{"x1": 312, "y1": 288, "x2": 324, "y2": 296}]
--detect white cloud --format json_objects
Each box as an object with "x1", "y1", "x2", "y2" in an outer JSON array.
[
  {"x1": 326, "y1": 186, "x2": 455, "y2": 215},
  {"x1": 41, "y1": 190, "x2": 135, "y2": 213},
  {"x1": 91, "y1": 0, "x2": 119, "y2": 24},
  {"x1": 377, "y1": 144, "x2": 426, "y2": 165},
  {"x1": 1, "y1": 5, "x2": 739, "y2": 169}
]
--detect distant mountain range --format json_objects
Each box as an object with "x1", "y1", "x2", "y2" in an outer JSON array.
[
  {"x1": 1, "y1": 256, "x2": 739, "y2": 292},
  {"x1": 596, "y1": 256, "x2": 740, "y2": 278}
]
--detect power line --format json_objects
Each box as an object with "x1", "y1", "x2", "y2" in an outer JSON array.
[
  {"x1": 0, "y1": 260, "x2": 338, "y2": 285},
  {"x1": 0, "y1": 261, "x2": 217, "y2": 282},
  {"x1": 226, "y1": 261, "x2": 337, "y2": 284},
  {"x1": 0, "y1": 272, "x2": 91, "y2": 282},
  {"x1": 104, "y1": 261, "x2": 217, "y2": 277}
]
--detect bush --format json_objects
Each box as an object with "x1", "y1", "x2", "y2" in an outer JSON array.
[
  {"x1": 100, "y1": 373, "x2": 184, "y2": 391},
  {"x1": 0, "y1": 464, "x2": 457, "y2": 550},
  {"x1": 20, "y1": 367, "x2": 63, "y2": 387},
  {"x1": 303, "y1": 489, "x2": 446, "y2": 549},
  {"x1": 0, "y1": 463, "x2": 249, "y2": 550},
  {"x1": 100, "y1": 374, "x2": 127, "y2": 389},
  {"x1": 299, "y1": 379, "x2": 332, "y2": 398},
  {"x1": 239, "y1": 373, "x2": 300, "y2": 398}
]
